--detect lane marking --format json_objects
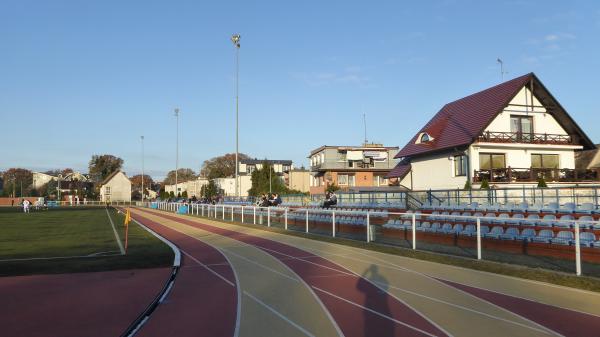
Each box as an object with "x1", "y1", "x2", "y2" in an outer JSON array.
[
  {"x1": 0, "y1": 252, "x2": 121, "y2": 262},
  {"x1": 244, "y1": 290, "x2": 316, "y2": 337},
  {"x1": 105, "y1": 208, "x2": 125, "y2": 255},
  {"x1": 220, "y1": 247, "x2": 300, "y2": 283},
  {"x1": 312, "y1": 286, "x2": 438, "y2": 337},
  {"x1": 217, "y1": 247, "x2": 242, "y2": 337},
  {"x1": 298, "y1": 246, "x2": 558, "y2": 334},
  {"x1": 181, "y1": 250, "x2": 235, "y2": 287}
]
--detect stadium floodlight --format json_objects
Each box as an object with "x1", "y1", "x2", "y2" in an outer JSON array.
[
  {"x1": 231, "y1": 34, "x2": 240, "y2": 199},
  {"x1": 141, "y1": 135, "x2": 145, "y2": 202},
  {"x1": 174, "y1": 108, "x2": 180, "y2": 197}
]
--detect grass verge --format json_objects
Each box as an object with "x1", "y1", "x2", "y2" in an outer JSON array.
[{"x1": 0, "y1": 207, "x2": 173, "y2": 276}]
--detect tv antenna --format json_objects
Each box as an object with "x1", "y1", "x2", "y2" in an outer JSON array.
[
  {"x1": 497, "y1": 58, "x2": 508, "y2": 81},
  {"x1": 363, "y1": 113, "x2": 368, "y2": 145}
]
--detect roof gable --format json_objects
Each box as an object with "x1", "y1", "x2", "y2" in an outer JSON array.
[{"x1": 100, "y1": 170, "x2": 130, "y2": 186}]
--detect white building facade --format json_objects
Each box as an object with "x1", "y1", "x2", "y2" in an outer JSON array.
[
  {"x1": 389, "y1": 73, "x2": 597, "y2": 190},
  {"x1": 99, "y1": 171, "x2": 132, "y2": 202}
]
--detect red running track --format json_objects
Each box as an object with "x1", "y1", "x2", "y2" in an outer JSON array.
[
  {"x1": 140, "y1": 209, "x2": 449, "y2": 337},
  {"x1": 0, "y1": 267, "x2": 170, "y2": 337},
  {"x1": 131, "y1": 213, "x2": 238, "y2": 337}
]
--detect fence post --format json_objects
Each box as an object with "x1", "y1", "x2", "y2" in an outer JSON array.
[
  {"x1": 253, "y1": 207, "x2": 256, "y2": 224},
  {"x1": 267, "y1": 207, "x2": 271, "y2": 227},
  {"x1": 366, "y1": 211, "x2": 371, "y2": 243},
  {"x1": 231, "y1": 206, "x2": 234, "y2": 221},
  {"x1": 575, "y1": 221, "x2": 581, "y2": 276},
  {"x1": 241, "y1": 206, "x2": 244, "y2": 223},
  {"x1": 332, "y1": 211, "x2": 336, "y2": 238},
  {"x1": 476, "y1": 217, "x2": 482, "y2": 260},
  {"x1": 202, "y1": 204, "x2": 205, "y2": 217},
  {"x1": 222, "y1": 205, "x2": 225, "y2": 220},
  {"x1": 284, "y1": 208, "x2": 288, "y2": 230},
  {"x1": 595, "y1": 187, "x2": 599, "y2": 209},
  {"x1": 305, "y1": 209, "x2": 309, "y2": 233},
  {"x1": 412, "y1": 213, "x2": 416, "y2": 250}
]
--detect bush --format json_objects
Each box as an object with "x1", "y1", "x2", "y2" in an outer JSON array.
[
  {"x1": 537, "y1": 177, "x2": 548, "y2": 188},
  {"x1": 480, "y1": 178, "x2": 490, "y2": 190},
  {"x1": 181, "y1": 191, "x2": 188, "y2": 198},
  {"x1": 463, "y1": 180, "x2": 472, "y2": 190}
]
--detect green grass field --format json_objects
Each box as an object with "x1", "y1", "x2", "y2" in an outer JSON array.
[{"x1": 0, "y1": 207, "x2": 173, "y2": 276}]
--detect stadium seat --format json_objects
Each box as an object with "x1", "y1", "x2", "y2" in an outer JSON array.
[
  {"x1": 485, "y1": 226, "x2": 504, "y2": 239},
  {"x1": 539, "y1": 214, "x2": 557, "y2": 227},
  {"x1": 479, "y1": 226, "x2": 490, "y2": 236},
  {"x1": 555, "y1": 215, "x2": 575, "y2": 229},
  {"x1": 577, "y1": 216, "x2": 596, "y2": 230},
  {"x1": 506, "y1": 213, "x2": 525, "y2": 225},
  {"x1": 579, "y1": 232, "x2": 597, "y2": 247},
  {"x1": 485, "y1": 204, "x2": 500, "y2": 212},
  {"x1": 558, "y1": 202, "x2": 577, "y2": 214},
  {"x1": 531, "y1": 229, "x2": 554, "y2": 243},
  {"x1": 465, "y1": 202, "x2": 479, "y2": 211},
  {"x1": 553, "y1": 231, "x2": 574, "y2": 245},
  {"x1": 499, "y1": 202, "x2": 515, "y2": 212},
  {"x1": 460, "y1": 225, "x2": 476, "y2": 236},
  {"x1": 452, "y1": 224, "x2": 464, "y2": 234},
  {"x1": 541, "y1": 202, "x2": 559, "y2": 214},
  {"x1": 439, "y1": 223, "x2": 454, "y2": 233},
  {"x1": 522, "y1": 214, "x2": 541, "y2": 226},
  {"x1": 468, "y1": 212, "x2": 484, "y2": 223},
  {"x1": 499, "y1": 227, "x2": 519, "y2": 240},
  {"x1": 514, "y1": 202, "x2": 529, "y2": 213},
  {"x1": 578, "y1": 203, "x2": 596, "y2": 215},
  {"x1": 493, "y1": 213, "x2": 510, "y2": 225},
  {"x1": 527, "y1": 203, "x2": 542, "y2": 213},
  {"x1": 519, "y1": 228, "x2": 537, "y2": 241},
  {"x1": 418, "y1": 222, "x2": 432, "y2": 232},
  {"x1": 481, "y1": 213, "x2": 496, "y2": 224},
  {"x1": 430, "y1": 222, "x2": 442, "y2": 232}
]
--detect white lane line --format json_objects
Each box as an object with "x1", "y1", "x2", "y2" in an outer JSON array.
[
  {"x1": 244, "y1": 290, "x2": 316, "y2": 337},
  {"x1": 220, "y1": 247, "x2": 300, "y2": 283},
  {"x1": 182, "y1": 250, "x2": 235, "y2": 287},
  {"x1": 106, "y1": 208, "x2": 125, "y2": 255},
  {"x1": 217, "y1": 248, "x2": 242, "y2": 337},
  {"x1": 297, "y1": 245, "x2": 558, "y2": 336},
  {"x1": 0, "y1": 252, "x2": 121, "y2": 262},
  {"x1": 325, "y1": 247, "x2": 566, "y2": 336},
  {"x1": 312, "y1": 286, "x2": 438, "y2": 337}
]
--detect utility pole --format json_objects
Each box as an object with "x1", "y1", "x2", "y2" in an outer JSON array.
[
  {"x1": 231, "y1": 34, "x2": 241, "y2": 199},
  {"x1": 497, "y1": 58, "x2": 507, "y2": 81},
  {"x1": 363, "y1": 113, "x2": 368, "y2": 145},
  {"x1": 141, "y1": 135, "x2": 145, "y2": 202},
  {"x1": 174, "y1": 108, "x2": 180, "y2": 197}
]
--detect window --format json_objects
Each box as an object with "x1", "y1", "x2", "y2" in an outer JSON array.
[
  {"x1": 531, "y1": 154, "x2": 559, "y2": 169},
  {"x1": 373, "y1": 175, "x2": 388, "y2": 186},
  {"x1": 338, "y1": 174, "x2": 348, "y2": 185},
  {"x1": 348, "y1": 175, "x2": 356, "y2": 186},
  {"x1": 479, "y1": 153, "x2": 505, "y2": 170},
  {"x1": 105, "y1": 186, "x2": 111, "y2": 195},
  {"x1": 510, "y1": 115, "x2": 533, "y2": 141},
  {"x1": 247, "y1": 165, "x2": 256, "y2": 174},
  {"x1": 454, "y1": 155, "x2": 467, "y2": 176}
]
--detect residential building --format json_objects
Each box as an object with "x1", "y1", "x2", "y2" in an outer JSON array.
[
  {"x1": 388, "y1": 73, "x2": 598, "y2": 190},
  {"x1": 308, "y1": 143, "x2": 399, "y2": 194},
  {"x1": 214, "y1": 176, "x2": 252, "y2": 197},
  {"x1": 32, "y1": 172, "x2": 56, "y2": 189},
  {"x1": 239, "y1": 159, "x2": 292, "y2": 176},
  {"x1": 99, "y1": 170, "x2": 132, "y2": 202},
  {"x1": 284, "y1": 168, "x2": 310, "y2": 193},
  {"x1": 164, "y1": 177, "x2": 209, "y2": 197}
]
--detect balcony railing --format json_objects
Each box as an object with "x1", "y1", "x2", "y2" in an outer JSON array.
[
  {"x1": 473, "y1": 167, "x2": 599, "y2": 183},
  {"x1": 477, "y1": 131, "x2": 574, "y2": 145},
  {"x1": 310, "y1": 160, "x2": 392, "y2": 171}
]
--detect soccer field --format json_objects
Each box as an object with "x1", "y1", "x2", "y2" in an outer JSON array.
[{"x1": 0, "y1": 207, "x2": 173, "y2": 276}]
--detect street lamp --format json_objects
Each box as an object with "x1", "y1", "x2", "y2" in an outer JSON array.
[
  {"x1": 141, "y1": 135, "x2": 145, "y2": 202},
  {"x1": 231, "y1": 33, "x2": 241, "y2": 199},
  {"x1": 174, "y1": 108, "x2": 180, "y2": 198}
]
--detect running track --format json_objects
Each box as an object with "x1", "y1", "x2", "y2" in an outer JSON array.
[{"x1": 130, "y1": 207, "x2": 600, "y2": 337}]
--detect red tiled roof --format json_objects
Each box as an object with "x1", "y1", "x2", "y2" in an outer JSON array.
[
  {"x1": 395, "y1": 73, "x2": 533, "y2": 159},
  {"x1": 386, "y1": 160, "x2": 411, "y2": 179}
]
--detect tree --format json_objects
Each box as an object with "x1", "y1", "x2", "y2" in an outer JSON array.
[
  {"x1": 480, "y1": 178, "x2": 490, "y2": 190},
  {"x1": 88, "y1": 155, "x2": 124, "y2": 182},
  {"x1": 326, "y1": 183, "x2": 340, "y2": 193},
  {"x1": 130, "y1": 174, "x2": 154, "y2": 192},
  {"x1": 537, "y1": 177, "x2": 548, "y2": 188},
  {"x1": 2, "y1": 168, "x2": 33, "y2": 197},
  {"x1": 248, "y1": 161, "x2": 287, "y2": 196},
  {"x1": 163, "y1": 168, "x2": 196, "y2": 185},
  {"x1": 181, "y1": 191, "x2": 188, "y2": 198},
  {"x1": 201, "y1": 180, "x2": 219, "y2": 199},
  {"x1": 200, "y1": 153, "x2": 251, "y2": 179},
  {"x1": 463, "y1": 180, "x2": 472, "y2": 190}
]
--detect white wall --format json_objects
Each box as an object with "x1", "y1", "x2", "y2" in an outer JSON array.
[
  {"x1": 215, "y1": 176, "x2": 252, "y2": 196},
  {"x1": 100, "y1": 172, "x2": 131, "y2": 202},
  {"x1": 484, "y1": 86, "x2": 568, "y2": 135},
  {"x1": 410, "y1": 152, "x2": 468, "y2": 190},
  {"x1": 470, "y1": 144, "x2": 577, "y2": 170}
]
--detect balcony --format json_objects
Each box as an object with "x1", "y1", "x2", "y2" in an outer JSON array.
[
  {"x1": 477, "y1": 131, "x2": 575, "y2": 145},
  {"x1": 310, "y1": 160, "x2": 392, "y2": 171},
  {"x1": 473, "y1": 167, "x2": 599, "y2": 183}
]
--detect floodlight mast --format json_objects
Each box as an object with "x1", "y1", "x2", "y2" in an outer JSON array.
[
  {"x1": 231, "y1": 34, "x2": 241, "y2": 199},
  {"x1": 174, "y1": 108, "x2": 180, "y2": 197},
  {"x1": 141, "y1": 135, "x2": 145, "y2": 202},
  {"x1": 497, "y1": 58, "x2": 507, "y2": 81}
]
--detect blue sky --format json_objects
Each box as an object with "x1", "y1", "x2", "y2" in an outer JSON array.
[{"x1": 1, "y1": 0, "x2": 599, "y2": 180}]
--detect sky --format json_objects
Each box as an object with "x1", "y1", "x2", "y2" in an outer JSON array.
[{"x1": 1, "y1": 0, "x2": 599, "y2": 180}]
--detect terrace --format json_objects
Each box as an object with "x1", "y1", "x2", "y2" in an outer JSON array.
[
  {"x1": 473, "y1": 167, "x2": 599, "y2": 183},
  {"x1": 477, "y1": 131, "x2": 576, "y2": 145}
]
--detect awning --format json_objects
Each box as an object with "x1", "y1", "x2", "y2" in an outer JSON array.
[{"x1": 347, "y1": 151, "x2": 363, "y2": 160}]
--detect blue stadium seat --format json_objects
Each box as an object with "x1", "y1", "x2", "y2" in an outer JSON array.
[
  {"x1": 452, "y1": 224, "x2": 464, "y2": 234},
  {"x1": 553, "y1": 231, "x2": 574, "y2": 245},
  {"x1": 481, "y1": 213, "x2": 496, "y2": 224},
  {"x1": 499, "y1": 202, "x2": 515, "y2": 212},
  {"x1": 555, "y1": 215, "x2": 575, "y2": 229},
  {"x1": 460, "y1": 225, "x2": 476, "y2": 236},
  {"x1": 539, "y1": 214, "x2": 557, "y2": 227},
  {"x1": 418, "y1": 222, "x2": 432, "y2": 232},
  {"x1": 439, "y1": 223, "x2": 454, "y2": 233},
  {"x1": 499, "y1": 227, "x2": 519, "y2": 240},
  {"x1": 577, "y1": 216, "x2": 595, "y2": 230},
  {"x1": 485, "y1": 226, "x2": 504, "y2": 239},
  {"x1": 430, "y1": 222, "x2": 442, "y2": 232},
  {"x1": 522, "y1": 214, "x2": 541, "y2": 226},
  {"x1": 579, "y1": 232, "x2": 597, "y2": 247},
  {"x1": 578, "y1": 203, "x2": 596, "y2": 215},
  {"x1": 506, "y1": 213, "x2": 525, "y2": 225},
  {"x1": 493, "y1": 213, "x2": 510, "y2": 225},
  {"x1": 558, "y1": 202, "x2": 577, "y2": 214},
  {"x1": 541, "y1": 202, "x2": 559, "y2": 214},
  {"x1": 519, "y1": 228, "x2": 537, "y2": 241},
  {"x1": 531, "y1": 229, "x2": 554, "y2": 243}
]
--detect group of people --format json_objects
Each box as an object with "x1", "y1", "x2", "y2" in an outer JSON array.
[
  {"x1": 322, "y1": 191, "x2": 338, "y2": 208},
  {"x1": 256, "y1": 193, "x2": 282, "y2": 207}
]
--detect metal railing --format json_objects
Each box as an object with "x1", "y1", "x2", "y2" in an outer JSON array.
[
  {"x1": 147, "y1": 201, "x2": 600, "y2": 277},
  {"x1": 477, "y1": 131, "x2": 574, "y2": 145},
  {"x1": 473, "y1": 168, "x2": 599, "y2": 183}
]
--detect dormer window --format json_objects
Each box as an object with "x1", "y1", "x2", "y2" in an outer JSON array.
[{"x1": 416, "y1": 132, "x2": 433, "y2": 144}]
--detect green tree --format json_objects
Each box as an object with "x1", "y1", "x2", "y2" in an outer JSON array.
[
  {"x1": 2, "y1": 168, "x2": 33, "y2": 197},
  {"x1": 169, "y1": 191, "x2": 175, "y2": 198},
  {"x1": 201, "y1": 180, "x2": 219, "y2": 199},
  {"x1": 326, "y1": 183, "x2": 340, "y2": 193},
  {"x1": 181, "y1": 191, "x2": 188, "y2": 198},
  {"x1": 88, "y1": 154, "x2": 124, "y2": 182},
  {"x1": 200, "y1": 153, "x2": 251, "y2": 179},
  {"x1": 480, "y1": 178, "x2": 490, "y2": 190},
  {"x1": 163, "y1": 168, "x2": 196, "y2": 185},
  {"x1": 463, "y1": 180, "x2": 472, "y2": 190},
  {"x1": 248, "y1": 161, "x2": 287, "y2": 196},
  {"x1": 537, "y1": 177, "x2": 548, "y2": 188}
]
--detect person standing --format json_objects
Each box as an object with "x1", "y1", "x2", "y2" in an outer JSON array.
[{"x1": 22, "y1": 199, "x2": 31, "y2": 213}]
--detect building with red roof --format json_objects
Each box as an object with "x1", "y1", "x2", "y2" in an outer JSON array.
[{"x1": 388, "y1": 73, "x2": 598, "y2": 190}]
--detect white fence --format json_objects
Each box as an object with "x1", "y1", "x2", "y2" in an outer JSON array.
[{"x1": 147, "y1": 202, "x2": 600, "y2": 277}]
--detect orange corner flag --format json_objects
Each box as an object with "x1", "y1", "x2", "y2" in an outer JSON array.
[{"x1": 124, "y1": 208, "x2": 131, "y2": 225}]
